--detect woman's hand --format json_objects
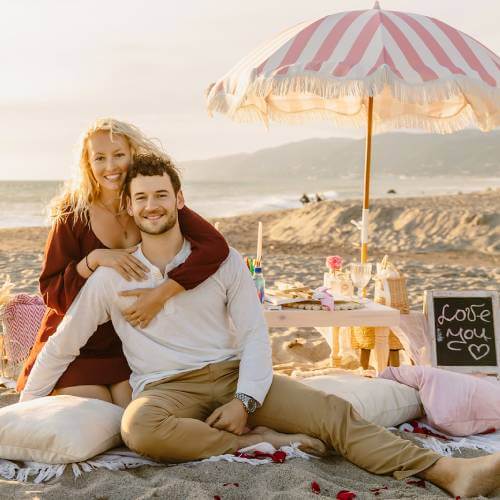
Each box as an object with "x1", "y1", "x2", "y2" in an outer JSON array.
[
  {"x1": 120, "y1": 279, "x2": 184, "y2": 328},
  {"x1": 88, "y1": 247, "x2": 149, "y2": 281}
]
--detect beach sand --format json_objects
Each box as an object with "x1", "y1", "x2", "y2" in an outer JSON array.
[{"x1": 0, "y1": 190, "x2": 498, "y2": 498}]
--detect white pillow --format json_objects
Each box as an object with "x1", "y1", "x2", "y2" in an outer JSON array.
[
  {"x1": 300, "y1": 373, "x2": 423, "y2": 427},
  {"x1": 0, "y1": 395, "x2": 124, "y2": 464}
]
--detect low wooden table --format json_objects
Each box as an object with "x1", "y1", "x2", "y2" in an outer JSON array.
[{"x1": 264, "y1": 301, "x2": 400, "y2": 373}]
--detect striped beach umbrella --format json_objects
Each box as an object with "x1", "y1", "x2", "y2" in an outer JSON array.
[{"x1": 206, "y1": 2, "x2": 500, "y2": 263}]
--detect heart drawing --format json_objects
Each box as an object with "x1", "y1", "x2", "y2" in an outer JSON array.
[{"x1": 468, "y1": 344, "x2": 490, "y2": 361}]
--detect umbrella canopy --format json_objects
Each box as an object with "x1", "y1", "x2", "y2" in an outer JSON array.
[
  {"x1": 206, "y1": 2, "x2": 500, "y2": 263},
  {"x1": 207, "y1": 2, "x2": 500, "y2": 132}
]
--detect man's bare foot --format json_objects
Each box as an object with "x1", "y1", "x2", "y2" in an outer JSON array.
[
  {"x1": 420, "y1": 452, "x2": 500, "y2": 497},
  {"x1": 247, "y1": 426, "x2": 328, "y2": 457}
]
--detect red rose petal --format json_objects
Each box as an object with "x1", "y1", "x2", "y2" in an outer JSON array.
[
  {"x1": 311, "y1": 481, "x2": 321, "y2": 494},
  {"x1": 214, "y1": 496, "x2": 221, "y2": 500},
  {"x1": 480, "y1": 428, "x2": 496, "y2": 435},
  {"x1": 369, "y1": 485, "x2": 388, "y2": 494},
  {"x1": 271, "y1": 450, "x2": 287, "y2": 463},
  {"x1": 235, "y1": 450, "x2": 287, "y2": 463},
  {"x1": 406, "y1": 479, "x2": 426, "y2": 488},
  {"x1": 336, "y1": 490, "x2": 356, "y2": 499}
]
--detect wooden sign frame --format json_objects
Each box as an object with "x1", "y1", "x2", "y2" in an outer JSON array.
[{"x1": 424, "y1": 290, "x2": 500, "y2": 374}]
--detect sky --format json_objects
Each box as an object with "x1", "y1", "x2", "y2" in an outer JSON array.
[{"x1": 0, "y1": 0, "x2": 499, "y2": 180}]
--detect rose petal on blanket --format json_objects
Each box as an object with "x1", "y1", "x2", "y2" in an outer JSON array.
[
  {"x1": 407, "y1": 420, "x2": 449, "y2": 440},
  {"x1": 406, "y1": 479, "x2": 426, "y2": 488},
  {"x1": 271, "y1": 451, "x2": 286, "y2": 463},
  {"x1": 336, "y1": 490, "x2": 356, "y2": 499},
  {"x1": 311, "y1": 481, "x2": 321, "y2": 494},
  {"x1": 369, "y1": 485, "x2": 388, "y2": 495}
]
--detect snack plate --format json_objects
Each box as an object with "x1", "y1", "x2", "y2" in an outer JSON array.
[
  {"x1": 334, "y1": 301, "x2": 364, "y2": 311},
  {"x1": 280, "y1": 300, "x2": 364, "y2": 311}
]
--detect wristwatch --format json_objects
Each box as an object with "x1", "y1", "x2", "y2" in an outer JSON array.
[{"x1": 235, "y1": 393, "x2": 259, "y2": 414}]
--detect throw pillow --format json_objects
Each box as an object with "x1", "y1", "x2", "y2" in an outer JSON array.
[
  {"x1": 0, "y1": 395, "x2": 123, "y2": 464},
  {"x1": 380, "y1": 365, "x2": 500, "y2": 436},
  {"x1": 301, "y1": 372, "x2": 423, "y2": 427}
]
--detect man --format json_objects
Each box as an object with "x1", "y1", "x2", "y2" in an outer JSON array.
[{"x1": 21, "y1": 155, "x2": 500, "y2": 498}]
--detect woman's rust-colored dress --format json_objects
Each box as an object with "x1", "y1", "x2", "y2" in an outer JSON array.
[{"x1": 16, "y1": 206, "x2": 229, "y2": 391}]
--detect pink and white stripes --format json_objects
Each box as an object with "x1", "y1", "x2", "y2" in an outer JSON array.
[{"x1": 206, "y1": 3, "x2": 500, "y2": 132}]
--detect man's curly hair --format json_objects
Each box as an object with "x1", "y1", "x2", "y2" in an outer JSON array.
[{"x1": 123, "y1": 154, "x2": 181, "y2": 196}]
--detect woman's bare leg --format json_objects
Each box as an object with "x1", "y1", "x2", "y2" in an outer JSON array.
[
  {"x1": 52, "y1": 384, "x2": 113, "y2": 403},
  {"x1": 110, "y1": 380, "x2": 132, "y2": 408}
]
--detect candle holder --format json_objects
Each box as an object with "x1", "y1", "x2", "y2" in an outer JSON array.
[{"x1": 324, "y1": 271, "x2": 354, "y2": 297}]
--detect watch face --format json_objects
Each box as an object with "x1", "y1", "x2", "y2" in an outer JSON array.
[{"x1": 247, "y1": 398, "x2": 257, "y2": 413}]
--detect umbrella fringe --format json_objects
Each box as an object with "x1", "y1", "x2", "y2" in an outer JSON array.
[{"x1": 207, "y1": 67, "x2": 500, "y2": 133}]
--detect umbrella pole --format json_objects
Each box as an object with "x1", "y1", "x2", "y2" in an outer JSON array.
[
  {"x1": 359, "y1": 96, "x2": 374, "y2": 371},
  {"x1": 361, "y1": 96, "x2": 374, "y2": 264}
]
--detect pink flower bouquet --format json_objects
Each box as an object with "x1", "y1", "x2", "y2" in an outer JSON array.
[{"x1": 325, "y1": 255, "x2": 343, "y2": 274}]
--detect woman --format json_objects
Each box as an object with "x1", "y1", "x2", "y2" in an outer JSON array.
[{"x1": 16, "y1": 118, "x2": 229, "y2": 408}]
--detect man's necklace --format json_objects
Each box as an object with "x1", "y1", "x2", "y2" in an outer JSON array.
[{"x1": 96, "y1": 201, "x2": 130, "y2": 239}]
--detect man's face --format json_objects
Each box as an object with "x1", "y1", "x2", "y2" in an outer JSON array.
[{"x1": 127, "y1": 174, "x2": 184, "y2": 235}]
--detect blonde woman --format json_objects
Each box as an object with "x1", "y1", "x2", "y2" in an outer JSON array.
[{"x1": 16, "y1": 118, "x2": 229, "y2": 407}]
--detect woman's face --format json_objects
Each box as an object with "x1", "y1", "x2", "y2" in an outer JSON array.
[{"x1": 87, "y1": 130, "x2": 132, "y2": 193}]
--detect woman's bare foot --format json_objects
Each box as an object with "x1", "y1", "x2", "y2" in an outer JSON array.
[
  {"x1": 420, "y1": 452, "x2": 500, "y2": 497},
  {"x1": 245, "y1": 426, "x2": 328, "y2": 457}
]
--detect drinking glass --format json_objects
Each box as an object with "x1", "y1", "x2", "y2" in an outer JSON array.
[{"x1": 348, "y1": 263, "x2": 373, "y2": 300}]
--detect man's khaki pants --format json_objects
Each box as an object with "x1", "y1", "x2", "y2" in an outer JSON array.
[{"x1": 121, "y1": 360, "x2": 440, "y2": 479}]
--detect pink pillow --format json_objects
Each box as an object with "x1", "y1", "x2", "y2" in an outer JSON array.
[
  {"x1": 1, "y1": 294, "x2": 45, "y2": 365},
  {"x1": 380, "y1": 365, "x2": 500, "y2": 436}
]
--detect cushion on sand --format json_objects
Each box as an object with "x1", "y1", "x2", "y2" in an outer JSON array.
[
  {"x1": 300, "y1": 373, "x2": 423, "y2": 427},
  {"x1": 0, "y1": 395, "x2": 123, "y2": 464},
  {"x1": 380, "y1": 365, "x2": 500, "y2": 436}
]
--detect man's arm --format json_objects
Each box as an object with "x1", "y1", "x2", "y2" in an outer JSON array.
[
  {"x1": 205, "y1": 249, "x2": 272, "y2": 434},
  {"x1": 225, "y1": 249, "x2": 273, "y2": 405},
  {"x1": 20, "y1": 269, "x2": 114, "y2": 401}
]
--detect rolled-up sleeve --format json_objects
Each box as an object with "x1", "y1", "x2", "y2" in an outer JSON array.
[{"x1": 224, "y1": 249, "x2": 272, "y2": 405}]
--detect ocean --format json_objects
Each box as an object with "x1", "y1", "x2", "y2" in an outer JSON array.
[{"x1": 0, "y1": 175, "x2": 499, "y2": 228}]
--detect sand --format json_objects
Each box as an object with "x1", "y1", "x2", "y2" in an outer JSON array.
[{"x1": 0, "y1": 190, "x2": 498, "y2": 498}]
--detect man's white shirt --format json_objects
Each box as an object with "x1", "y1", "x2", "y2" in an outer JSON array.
[{"x1": 21, "y1": 241, "x2": 273, "y2": 403}]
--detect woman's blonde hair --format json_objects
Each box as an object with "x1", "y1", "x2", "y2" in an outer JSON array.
[{"x1": 51, "y1": 117, "x2": 171, "y2": 224}]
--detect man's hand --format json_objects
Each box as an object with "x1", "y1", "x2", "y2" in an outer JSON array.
[
  {"x1": 120, "y1": 287, "x2": 164, "y2": 328},
  {"x1": 205, "y1": 399, "x2": 249, "y2": 435}
]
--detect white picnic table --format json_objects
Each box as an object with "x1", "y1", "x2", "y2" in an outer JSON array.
[{"x1": 264, "y1": 301, "x2": 400, "y2": 374}]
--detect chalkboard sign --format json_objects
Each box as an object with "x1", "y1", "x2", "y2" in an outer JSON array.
[{"x1": 425, "y1": 291, "x2": 500, "y2": 373}]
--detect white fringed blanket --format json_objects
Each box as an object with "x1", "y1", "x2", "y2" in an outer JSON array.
[
  {"x1": 0, "y1": 442, "x2": 313, "y2": 484},
  {"x1": 3, "y1": 422, "x2": 500, "y2": 484},
  {"x1": 395, "y1": 421, "x2": 500, "y2": 456}
]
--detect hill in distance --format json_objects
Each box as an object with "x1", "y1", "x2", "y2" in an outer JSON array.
[{"x1": 180, "y1": 129, "x2": 500, "y2": 185}]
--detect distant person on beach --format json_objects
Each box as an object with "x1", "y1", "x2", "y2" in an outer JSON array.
[
  {"x1": 16, "y1": 118, "x2": 229, "y2": 408},
  {"x1": 300, "y1": 193, "x2": 310, "y2": 205},
  {"x1": 20, "y1": 155, "x2": 500, "y2": 499}
]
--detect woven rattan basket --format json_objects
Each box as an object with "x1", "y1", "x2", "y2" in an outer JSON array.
[
  {"x1": 375, "y1": 276, "x2": 410, "y2": 314},
  {"x1": 351, "y1": 326, "x2": 403, "y2": 350},
  {"x1": 351, "y1": 255, "x2": 407, "y2": 353}
]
